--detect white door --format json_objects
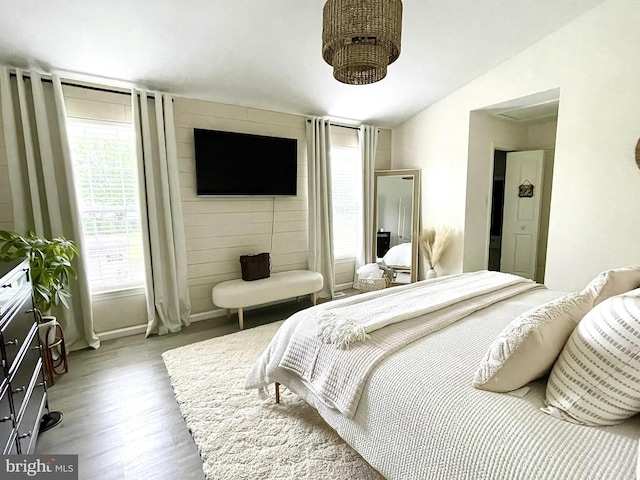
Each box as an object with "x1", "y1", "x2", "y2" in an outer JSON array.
[{"x1": 500, "y1": 150, "x2": 545, "y2": 280}]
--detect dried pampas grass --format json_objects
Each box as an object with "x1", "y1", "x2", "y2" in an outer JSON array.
[{"x1": 419, "y1": 226, "x2": 453, "y2": 269}]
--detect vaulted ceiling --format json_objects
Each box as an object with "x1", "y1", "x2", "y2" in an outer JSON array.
[{"x1": 0, "y1": 0, "x2": 604, "y2": 127}]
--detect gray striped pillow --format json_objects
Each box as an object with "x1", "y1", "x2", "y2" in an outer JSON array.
[{"x1": 543, "y1": 288, "x2": 640, "y2": 425}]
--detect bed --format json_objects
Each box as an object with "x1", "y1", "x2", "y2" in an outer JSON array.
[
  {"x1": 245, "y1": 270, "x2": 640, "y2": 480},
  {"x1": 379, "y1": 242, "x2": 412, "y2": 284}
]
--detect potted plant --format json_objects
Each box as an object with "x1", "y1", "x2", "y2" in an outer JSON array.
[{"x1": 0, "y1": 230, "x2": 79, "y2": 318}]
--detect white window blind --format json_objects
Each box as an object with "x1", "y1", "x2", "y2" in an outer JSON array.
[
  {"x1": 331, "y1": 146, "x2": 360, "y2": 259},
  {"x1": 67, "y1": 119, "x2": 146, "y2": 293}
]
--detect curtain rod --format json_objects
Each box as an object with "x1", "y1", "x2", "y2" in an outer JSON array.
[
  {"x1": 8, "y1": 71, "x2": 132, "y2": 96},
  {"x1": 9, "y1": 72, "x2": 169, "y2": 100},
  {"x1": 306, "y1": 118, "x2": 379, "y2": 131},
  {"x1": 332, "y1": 123, "x2": 360, "y2": 131}
]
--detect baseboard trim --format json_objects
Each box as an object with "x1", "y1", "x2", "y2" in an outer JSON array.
[
  {"x1": 97, "y1": 324, "x2": 147, "y2": 342},
  {"x1": 335, "y1": 282, "x2": 355, "y2": 291},
  {"x1": 95, "y1": 291, "x2": 345, "y2": 342},
  {"x1": 96, "y1": 310, "x2": 228, "y2": 342},
  {"x1": 190, "y1": 309, "x2": 227, "y2": 323}
]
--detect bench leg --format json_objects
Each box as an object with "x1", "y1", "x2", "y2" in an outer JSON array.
[
  {"x1": 238, "y1": 308, "x2": 244, "y2": 330},
  {"x1": 275, "y1": 382, "x2": 280, "y2": 404},
  {"x1": 312, "y1": 292, "x2": 317, "y2": 306}
]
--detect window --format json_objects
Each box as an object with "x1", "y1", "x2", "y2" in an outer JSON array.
[
  {"x1": 331, "y1": 146, "x2": 361, "y2": 259},
  {"x1": 67, "y1": 119, "x2": 146, "y2": 293}
]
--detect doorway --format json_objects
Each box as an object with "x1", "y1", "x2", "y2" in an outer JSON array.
[
  {"x1": 488, "y1": 150, "x2": 507, "y2": 272},
  {"x1": 488, "y1": 148, "x2": 551, "y2": 282},
  {"x1": 463, "y1": 89, "x2": 560, "y2": 279}
]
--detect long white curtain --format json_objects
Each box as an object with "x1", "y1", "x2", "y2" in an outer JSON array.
[
  {"x1": 132, "y1": 90, "x2": 191, "y2": 336},
  {"x1": 306, "y1": 117, "x2": 335, "y2": 299},
  {"x1": 0, "y1": 67, "x2": 99, "y2": 350},
  {"x1": 357, "y1": 125, "x2": 378, "y2": 269}
]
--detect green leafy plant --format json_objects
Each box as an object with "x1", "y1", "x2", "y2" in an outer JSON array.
[{"x1": 0, "y1": 230, "x2": 79, "y2": 314}]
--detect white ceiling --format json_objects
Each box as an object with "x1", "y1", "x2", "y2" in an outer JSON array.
[{"x1": 0, "y1": 0, "x2": 603, "y2": 128}]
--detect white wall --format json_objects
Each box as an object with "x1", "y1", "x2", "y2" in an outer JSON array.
[
  {"x1": 392, "y1": 0, "x2": 640, "y2": 292},
  {"x1": 174, "y1": 98, "x2": 309, "y2": 316},
  {"x1": 527, "y1": 120, "x2": 557, "y2": 282},
  {"x1": 175, "y1": 99, "x2": 392, "y2": 316}
]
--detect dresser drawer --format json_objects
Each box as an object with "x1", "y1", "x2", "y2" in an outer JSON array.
[
  {"x1": 9, "y1": 326, "x2": 42, "y2": 422},
  {"x1": 0, "y1": 264, "x2": 29, "y2": 313},
  {"x1": 16, "y1": 386, "x2": 46, "y2": 454},
  {"x1": 0, "y1": 352, "x2": 5, "y2": 384},
  {"x1": 0, "y1": 383, "x2": 14, "y2": 445},
  {"x1": 1, "y1": 290, "x2": 37, "y2": 374},
  {"x1": 3, "y1": 428, "x2": 18, "y2": 455}
]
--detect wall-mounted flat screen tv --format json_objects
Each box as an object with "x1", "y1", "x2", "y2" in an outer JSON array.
[{"x1": 194, "y1": 128, "x2": 297, "y2": 196}]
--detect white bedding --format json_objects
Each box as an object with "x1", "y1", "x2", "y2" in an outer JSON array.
[
  {"x1": 246, "y1": 284, "x2": 639, "y2": 479},
  {"x1": 254, "y1": 272, "x2": 539, "y2": 417},
  {"x1": 382, "y1": 242, "x2": 412, "y2": 267}
]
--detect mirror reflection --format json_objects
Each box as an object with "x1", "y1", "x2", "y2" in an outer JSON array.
[{"x1": 374, "y1": 169, "x2": 421, "y2": 284}]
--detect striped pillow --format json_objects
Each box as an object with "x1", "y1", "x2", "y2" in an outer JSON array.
[{"x1": 543, "y1": 288, "x2": 640, "y2": 425}]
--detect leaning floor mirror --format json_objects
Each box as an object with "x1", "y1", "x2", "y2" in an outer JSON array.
[{"x1": 373, "y1": 169, "x2": 421, "y2": 284}]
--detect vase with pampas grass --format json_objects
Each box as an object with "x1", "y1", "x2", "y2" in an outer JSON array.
[{"x1": 419, "y1": 226, "x2": 453, "y2": 279}]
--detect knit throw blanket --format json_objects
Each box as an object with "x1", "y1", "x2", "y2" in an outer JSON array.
[
  {"x1": 279, "y1": 271, "x2": 540, "y2": 417},
  {"x1": 317, "y1": 270, "x2": 533, "y2": 349}
]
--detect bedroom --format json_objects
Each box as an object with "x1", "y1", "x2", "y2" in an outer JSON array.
[{"x1": 0, "y1": 0, "x2": 639, "y2": 478}]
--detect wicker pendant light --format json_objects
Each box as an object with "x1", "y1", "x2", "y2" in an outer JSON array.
[{"x1": 322, "y1": 0, "x2": 403, "y2": 85}]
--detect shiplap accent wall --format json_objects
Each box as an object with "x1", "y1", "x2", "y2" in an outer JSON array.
[
  {"x1": 174, "y1": 97, "x2": 392, "y2": 316},
  {"x1": 0, "y1": 105, "x2": 12, "y2": 231},
  {"x1": 174, "y1": 97, "x2": 309, "y2": 315}
]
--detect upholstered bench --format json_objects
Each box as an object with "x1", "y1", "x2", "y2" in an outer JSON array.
[{"x1": 211, "y1": 270, "x2": 324, "y2": 330}]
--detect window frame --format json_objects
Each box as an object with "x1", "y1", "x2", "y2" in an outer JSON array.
[
  {"x1": 330, "y1": 145, "x2": 362, "y2": 261},
  {"x1": 66, "y1": 117, "x2": 146, "y2": 295}
]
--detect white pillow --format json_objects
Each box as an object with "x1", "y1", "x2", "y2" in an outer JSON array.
[
  {"x1": 543, "y1": 288, "x2": 640, "y2": 425},
  {"x1": 473, "y1": 265, "x2": 640, "y2": 393},
  {"x1": 582, "y1": 265, "x2": 640, "y2": 306},
  {"x1": 473, "y1": 291, "x2": 592, "y2": 392}
]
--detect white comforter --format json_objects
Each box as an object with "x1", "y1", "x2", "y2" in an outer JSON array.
[
  {"x1": 247, "y1": 272, "x2": 539, "y2": 417},
  {"x1": 315, "y1": 271, "x2": 535, "y2": 348},
  {"x1": 246, "y1": 280, "x2": 640, "y2": 479}
]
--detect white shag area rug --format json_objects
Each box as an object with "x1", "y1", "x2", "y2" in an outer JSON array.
[{"x1": 162, "y1": 321, "x2": 383, "y2": 480}]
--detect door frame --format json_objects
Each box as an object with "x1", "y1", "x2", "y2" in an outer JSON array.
[{"x1": 483, "y1": 142, "x2": 519, "y2": 270}]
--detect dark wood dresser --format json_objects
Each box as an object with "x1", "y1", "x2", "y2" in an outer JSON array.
[
  {"x1": 376, "y1": 231, "x2": 391, "y2": 258},
  {"x1": 0, "y1": 259, "x2": 49, "y2": 454}
]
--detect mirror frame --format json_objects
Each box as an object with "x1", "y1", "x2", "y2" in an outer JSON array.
[{"x1": 373, "y1": 169, "x2": 421, "y2": 283}]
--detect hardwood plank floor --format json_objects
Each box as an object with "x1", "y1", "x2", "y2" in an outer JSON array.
[{"x1": 35, "y1": 294, "x2": 346, "y2": 480}]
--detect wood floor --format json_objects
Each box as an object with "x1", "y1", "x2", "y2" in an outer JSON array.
[{"x1": 35, "y1": 295, "x2": 333, "y2": 480}]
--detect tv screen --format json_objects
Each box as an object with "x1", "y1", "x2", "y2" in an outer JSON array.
[{"x1": 194, "y1": 128, "x2": 298, "y2": 196}]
